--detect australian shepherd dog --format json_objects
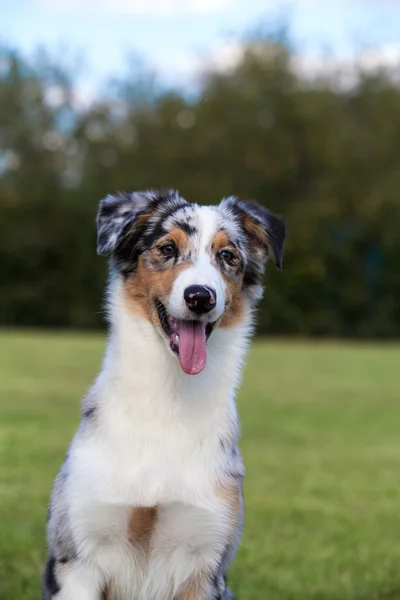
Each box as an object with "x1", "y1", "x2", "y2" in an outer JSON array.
[{"x1": 43, "y1": 190, "x2": 285, "y2": 600}]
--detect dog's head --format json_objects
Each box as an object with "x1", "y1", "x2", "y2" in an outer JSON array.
[{"x1": 97, "y1": 190, "x2": 285, "y2": 375}]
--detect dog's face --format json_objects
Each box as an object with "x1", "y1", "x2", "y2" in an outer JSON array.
[{"x1": 97, "y1": 191, "x2": 285, "y2": 375}]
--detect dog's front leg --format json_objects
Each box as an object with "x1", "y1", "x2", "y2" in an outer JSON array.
[{"x1": 42, "y1": 555, "x2": 103, "y2": 600}]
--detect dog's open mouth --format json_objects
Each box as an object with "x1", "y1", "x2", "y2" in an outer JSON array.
[{"x1": 156, "y1": 301, "x2": 215, "y2": 375}]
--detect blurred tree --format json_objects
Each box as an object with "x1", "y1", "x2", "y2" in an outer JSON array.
[{"x1": 0, "y1": 35, "x2": 399, "y2": 336}]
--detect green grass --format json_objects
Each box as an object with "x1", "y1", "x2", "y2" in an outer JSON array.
[{"x1": 1, "y1": 332, "x2": 400, "y2": 600}]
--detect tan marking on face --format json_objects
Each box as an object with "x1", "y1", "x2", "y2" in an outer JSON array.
[
  {"x1": 123, "y1": 258, "x2": 189, "y2": 325},
  {"x1": 219, "y1": 278, "x2": 245, "y2": 329},
  {"x1": 175, "y1": 574, "x2": 210, "y2": 600},
  {"x1": 128, "y1": 506, "x2": 158, "y2": 549},
  {"x1": 212, "y1": 231, "x2": 246, "y2": 329},
  {"x1": 212, "y1": 230, "x2": 231, "y2": 251},
  {"x1": 215, "y1": 477, "x2": 242, "y2": 542},
  {"x1": 123, "y1": 225, "x2": 192, "y2": 326},
  {"x1": 166, "y1": 226, "x2": 190, "y2": 252}
]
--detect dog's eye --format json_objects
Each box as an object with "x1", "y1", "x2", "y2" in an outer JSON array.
[
  {"x1": 219, "y1": 249, "x2": 236, "y2": 264},
  {"x1": 159, "y1": 243, "x2": 176, "y2": 257}
]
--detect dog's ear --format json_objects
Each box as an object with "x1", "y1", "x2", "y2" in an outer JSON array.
[
  {"x1": 238, "y1": 200, "x2": 286, "y2": 269},
  {"x1": 222, "y1": 197, "x2": 286, "y2": 269},
  {"x1": 96, "y1": 192, "x2": 154, "y2": 256}
]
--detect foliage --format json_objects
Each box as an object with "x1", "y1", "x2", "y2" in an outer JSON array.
[{"x1": 1, "y1": 36, "x2": 399, "y2": 336}]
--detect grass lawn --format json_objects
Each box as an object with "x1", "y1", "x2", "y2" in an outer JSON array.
[{"x1": 1, "y1": 331, "x2": 400, "y2": 600}]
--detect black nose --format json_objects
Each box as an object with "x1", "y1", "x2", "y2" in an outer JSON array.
[{"x1": 184, "y1": 285, "x2": 217, "y2": 315}]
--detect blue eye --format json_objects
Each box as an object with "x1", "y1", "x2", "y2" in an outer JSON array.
[
  {"x1": 219, "y1": 249, "x2": 235, "y2": 263},
  {"x1": 159, "y1": 243, "x2": 176, "y2": 257}
]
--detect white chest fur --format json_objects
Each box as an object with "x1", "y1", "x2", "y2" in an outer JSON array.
[
  {"x1": 67, "y1": 396, "x2": 239, "y2": 600},
  {"x1": 67, "y1": 497, "x2": 231, "y2": 599},
  {"x1": 63, "y1": 294, "x2": 249, "y2": 599}
]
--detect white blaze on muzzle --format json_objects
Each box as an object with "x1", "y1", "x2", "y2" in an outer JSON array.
[{"x1": 167, "y1": 207, "x2": 226, "y2": 375}]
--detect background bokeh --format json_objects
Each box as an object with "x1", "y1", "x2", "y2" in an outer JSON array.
[
  {"x1": 2, "y1": 2, "x2": 400, "y2": 600},
  {"x1": 2, "y1": 1, "x2": 400, "y2": 336}
]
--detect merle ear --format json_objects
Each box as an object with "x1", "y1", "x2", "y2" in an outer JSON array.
[
  {"x1": 96, "y1": 192, "x2": 154, "y2": 256},
  {"x1": 239, "y1": 200, "x2": 286, "y2": 269}
]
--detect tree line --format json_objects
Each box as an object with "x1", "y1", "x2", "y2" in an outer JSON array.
[{"x1": 1, "y1": 35, "x2": 399, "y2": 337}]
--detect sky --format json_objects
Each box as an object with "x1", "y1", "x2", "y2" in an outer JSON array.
[{"x1": 2, "y1": 0, "x2": 400, "y2": 99}]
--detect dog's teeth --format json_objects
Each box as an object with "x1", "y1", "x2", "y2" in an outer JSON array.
[{"x1": 175, "y1": 334, "x2": 179, "y2": 345}]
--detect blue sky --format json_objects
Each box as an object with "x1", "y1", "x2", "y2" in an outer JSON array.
[{"x1": 2, "y1": 0, "x2": 400, "y2": 96}]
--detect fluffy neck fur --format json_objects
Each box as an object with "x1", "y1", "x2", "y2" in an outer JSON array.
[{"x1": 98, "y1": 276, "x2": 253, "y2": 429}]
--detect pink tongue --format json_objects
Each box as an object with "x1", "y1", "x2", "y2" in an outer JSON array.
[{"x1": 178, "y1": 321, "x2": 207, "y2": 375}]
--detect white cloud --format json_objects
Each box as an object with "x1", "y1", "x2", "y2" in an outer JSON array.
[
  {"x1": 202, "y1": 40, "x2": 244, "y2": 72},
  {"x1": 293, "y1": 44, "x2": 400, "y2": 86},
  {"x1": 144, "y1": 39, "x2": 244, "y2": 89},
  {"x1": 357, "y1": 45, "x2": 400, "y2": 71},
  {"x1": 167, "y1": 41, "x2": 400, "y2": 90},
  {"x1": 45, "y1": 83, "x2": 97, "y2": 110},
  {"x1": 58, "y1": 42, "x2": 400, "y2": 109},
  {"x1": 39, "y1": 0, "x2": 231, "y2": 15}
]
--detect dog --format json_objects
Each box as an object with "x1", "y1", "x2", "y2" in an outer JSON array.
[{"x1": 43, "y1": 190, "x2": 285, "y2": 600}]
